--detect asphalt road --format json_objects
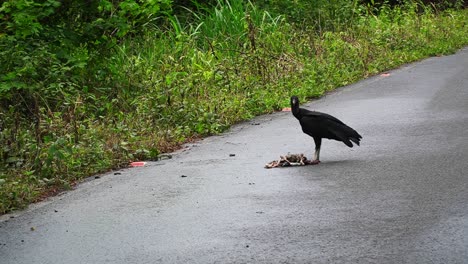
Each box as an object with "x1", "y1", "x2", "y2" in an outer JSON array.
[{"x1": 1, "y1": 48, "x2": 467, "y2": 264}]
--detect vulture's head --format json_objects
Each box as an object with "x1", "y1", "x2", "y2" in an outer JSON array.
[
  {"x1": 290, "y1": 96, "x2": 299, "y2": 109},
  {"x1": 290, "y1": 96, "x2": 301, "y2": 117}
]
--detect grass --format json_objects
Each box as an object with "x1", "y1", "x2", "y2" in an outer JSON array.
[{"x1": 0, "y1": 1, "x2": 467, "y2": 214}]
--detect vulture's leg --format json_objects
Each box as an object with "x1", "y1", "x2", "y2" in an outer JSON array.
[{"x1": 312, "y1": 137, "x2": 322, "y2": 164}]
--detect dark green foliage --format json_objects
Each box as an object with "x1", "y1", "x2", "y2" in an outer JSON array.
[
  {"x1": 0, "y1": 0, "x2": 173, "y2": 212},
  {"x1": 359, "y1": 0, "x2": 466, "y2": 9},
  {"x1": 0, "y1": 0, "x2": 467, "y2": 214},
  {"x1": 254, "y1": 0, "x2": 361, "y2": 30}
]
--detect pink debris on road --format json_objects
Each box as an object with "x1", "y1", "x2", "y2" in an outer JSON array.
[{"x1": 130, "y1": 162, "x2": 146, "y2": 167}]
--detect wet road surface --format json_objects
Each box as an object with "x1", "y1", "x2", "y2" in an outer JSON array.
[{"x1": 1, "y1": 48, "x2": 467, "y2": 263}]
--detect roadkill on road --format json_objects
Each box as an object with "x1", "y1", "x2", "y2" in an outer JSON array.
[{"x1": 265, "y1": 153, "x2": 318, "y2": 168}]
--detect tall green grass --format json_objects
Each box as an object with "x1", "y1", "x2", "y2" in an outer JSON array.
[{"x1": 1, "y1": 0, "x2": 467, "y2": 214}]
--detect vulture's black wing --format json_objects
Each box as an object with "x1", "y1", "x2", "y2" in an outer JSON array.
[{"x1": 299, "y1": 110, "x2": 362, "y2": 147}]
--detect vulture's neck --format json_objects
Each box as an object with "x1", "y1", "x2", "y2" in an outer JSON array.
[{"x1": 292, "y1": 107, "x2": 301, "y2": 119}]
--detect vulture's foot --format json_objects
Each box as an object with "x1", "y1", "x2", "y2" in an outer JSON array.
[{"x1": 310, "y1": 160, "x2": 320, "y2": 165}]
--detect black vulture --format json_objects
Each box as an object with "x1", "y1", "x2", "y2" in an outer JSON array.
[{"x1": 290, "y1": 96, "x2": 362, "y2": 164}]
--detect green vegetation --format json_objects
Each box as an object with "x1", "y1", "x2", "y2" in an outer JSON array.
[{"x1": 1, "y1": 0, "x2": 467, "y2": 214}]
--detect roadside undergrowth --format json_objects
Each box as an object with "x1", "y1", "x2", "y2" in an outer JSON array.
[{"x1": 1, "y1": 0, "x2": 467, "y2": 214}]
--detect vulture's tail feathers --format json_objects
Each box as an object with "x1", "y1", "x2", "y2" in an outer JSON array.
[{"x1": 328, "y1": 122, "x2": 362, "y2": 147}]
